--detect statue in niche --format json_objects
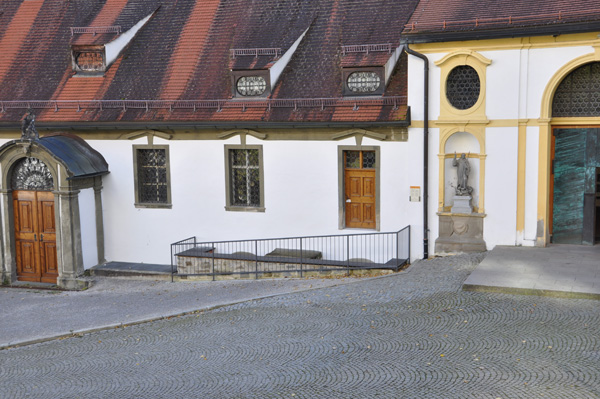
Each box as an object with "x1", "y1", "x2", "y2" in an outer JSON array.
[
  {"x1": 21, "y1": 109, "x2": 39, "y2": 141},
  {"x1": 453, "y1": 152, "x2": 473, "y2": 196}
]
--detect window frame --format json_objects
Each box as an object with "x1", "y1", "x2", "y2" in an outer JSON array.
[
  {"x1": 230, "y1": 70, "x2": 271, "y2": 99},
  {"x1": 71, "y1": 45, "x2": 106, "y2": 75},
  {"x1": 132, "y1": 144, "x2": 172, "y2": 209},
  {"x1": 342, "y1": 67, "x2": 385, "y2": 97},
  {"x1": 224, "y1": 145, "x2": 265, "y2": 212}
]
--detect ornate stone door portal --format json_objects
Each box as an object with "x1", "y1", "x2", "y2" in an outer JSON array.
[{"x1": 0, "y1": 118, "x2": 109, "y2": 289}]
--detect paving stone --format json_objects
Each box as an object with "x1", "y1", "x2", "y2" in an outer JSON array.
[{"x1": 1, "y1": 253, "x2": 599, "y2": 398}]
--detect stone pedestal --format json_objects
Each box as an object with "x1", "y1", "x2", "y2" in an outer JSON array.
[
  {"x1": 451, "y1": 195, "x2": 472, "y2": 214},
  {"x1": 435, "y1": 213, "x2": 487, "y2": 254}
]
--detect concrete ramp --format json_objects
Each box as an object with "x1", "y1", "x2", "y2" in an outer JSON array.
[{"x1": 463, "y1": 245, "x2": 600, "y2": 299}]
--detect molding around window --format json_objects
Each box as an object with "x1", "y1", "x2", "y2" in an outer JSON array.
[
  {"x1": 132, "y1": 144, "x2": 172, "y2": 209},
  {"x1": 224, "y1": 144, "x2": 265, "y2": 212},
  {"x1": 435, "y1": 50, "x2": 491, "y2": 121}
]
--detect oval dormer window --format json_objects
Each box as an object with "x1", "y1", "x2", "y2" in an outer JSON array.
[
  {"x1": 347, "y1": 71, "x2": 381, "y2": 93},
  {"x1": 236, "y1": 76, "x2": 267, "y2": 96}
]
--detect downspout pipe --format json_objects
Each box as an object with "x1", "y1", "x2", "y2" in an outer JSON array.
[{"x1": 403, "y1": 43, "x2": 429, "y2": 259}]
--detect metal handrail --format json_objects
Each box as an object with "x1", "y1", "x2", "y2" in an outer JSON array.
[
  {"x1": 183, "y1": 227, "x2": 409, "y2": 245},
  {"x1": 405, "y1": 9, "x2": 600, "y2": 32},
  {"x1": 230, "y1": 48, "x2": 282, "y2": 58},
  {"x1": 342, "y1": 43, "x2": 393, "y2": 55},
  {"x1": 0, "y1": 96, "x2": 406, "y2": 113},
  {"x1": 70, "y1": 26, "x2": 122, "y2": 36},
  {"x1": 171, "y1": 226, "x2": 411, "y2": 280}
]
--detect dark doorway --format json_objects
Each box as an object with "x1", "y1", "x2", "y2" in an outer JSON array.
[
  {"x1": 551, "y1": 128, "x2": 600, "y2": 245},
  {"x1": 596, "y1": 168, "x2": 600, "y2": 243}
]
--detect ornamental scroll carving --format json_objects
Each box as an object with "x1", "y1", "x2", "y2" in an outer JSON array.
[{"x1": 11, "y1": 157, "x2": 54, "y2": 191}]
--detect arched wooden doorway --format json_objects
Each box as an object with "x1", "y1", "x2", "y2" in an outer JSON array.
[
  {"x1": 11, "y1": 157, "x2": 59, "y2": 283},
  {"x1": 0, "y1": 128, "x2": 109, "y2": 289}
]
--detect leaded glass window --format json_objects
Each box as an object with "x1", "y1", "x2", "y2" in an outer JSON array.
[
  {"x1": 229, "y1": 148, "x2": 262, "y2": 207},
  {"x1": 11, "y1": 157, "x2": 53, "y2": 191},
  {"x1": 236, "y1": 76, "x2": 267, "y2": 96},
  {"x1": 347, "y1": 71, "x2": 381, "y2": 93},
  {"x1": 446, "y1": 65, "x2": 480, "y2": 110},
  {"x1": 552, "y1": 62, "x2": 600, "y2": 117},
  {"x1": 134, "y1": 146, "x2": 171, "y2": 207},
  {"x1": 345, "y1": 150, "x2": 376, "y2": 169}
]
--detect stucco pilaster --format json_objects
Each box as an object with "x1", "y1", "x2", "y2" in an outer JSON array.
[
  {"x1": 94, "y1": 180, "x2": 106, "y2": 265},
  {"x1": 0, "y1": 190, "x2": 14, "y2": 283}
]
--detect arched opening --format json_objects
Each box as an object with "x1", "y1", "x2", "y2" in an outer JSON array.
[
  {"x1": 435, "y1": 130, "x2": 486, "y2": 254},
  {"x1": 10, "y1": 157, "x2": 59, "y2": 283},
  {"x1": 443, "y1": 132, "x2": 481, "y2": 212},
  {"x1": 550, "y1": 62, "x2": 600, "y2": 245},
  {"x1": 0, "y1": 130, "x2": 109, "y2": 289}
]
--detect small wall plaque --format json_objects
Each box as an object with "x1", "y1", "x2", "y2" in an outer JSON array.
[{"x1": 410, "y1": 186, "x2": 421, "y2": 202}]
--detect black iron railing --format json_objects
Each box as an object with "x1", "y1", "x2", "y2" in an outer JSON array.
[{"x1": 170, "y1": 226, "x2": 410, "y2": 281}]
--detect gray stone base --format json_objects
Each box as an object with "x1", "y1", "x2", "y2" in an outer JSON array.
[
  {"x1": 451, "y1": 195, "x2": 473, "y2": 214},
  {"x1": 435, "y1": 214, "x2": 486, "y2": 254},
  {"x1": 1, "y1": 270, "x2": 11, "y2": 285},
  {"x1": 57, "y1": 277, "x2": 92, "y2": 291}
]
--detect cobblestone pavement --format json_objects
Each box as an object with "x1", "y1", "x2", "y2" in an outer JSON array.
[{"x1": 1, "y1": 254, "x2": 599, "y2": 398}]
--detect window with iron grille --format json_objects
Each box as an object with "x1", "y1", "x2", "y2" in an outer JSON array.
[
  {"x1": 553, "y1": 62, "x2": 600, "y2": 117},
  {"x1": 133, "y1": 145, "x2": 171, "y2": 208},
  {"x1": 446, "y1": 65, "x2": 480, "y2": 110},
  {"x1": 225, "y1": 146, "x2": 264, "y2": 211}
]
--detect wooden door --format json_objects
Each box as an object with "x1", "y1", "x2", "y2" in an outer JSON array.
[
  {"x1": 344, "y1": 151, "x2": 376, "y2": 229},
  {"x1": 14, "y1": 191, "x2": 58, "y2": 283}
]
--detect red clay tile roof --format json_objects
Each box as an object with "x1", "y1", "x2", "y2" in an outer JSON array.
[
  {"x1": 405, "y1": 0, "x2": 600, "y2": 36},
  {"x1": 0, "y1": 0, "x2": 419, "y2": 127}
]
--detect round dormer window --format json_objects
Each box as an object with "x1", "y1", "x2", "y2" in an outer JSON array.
[
  {"x1": 347, "y1": 71, "x2": 381, "y2": 93},
  {"x1": 236, "y1": 76, "x2": 267, "y2": 96}
]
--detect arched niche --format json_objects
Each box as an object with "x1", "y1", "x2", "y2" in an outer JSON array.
[{"x1": 439, "y1": 131, "x2": 484, "y2": 213}]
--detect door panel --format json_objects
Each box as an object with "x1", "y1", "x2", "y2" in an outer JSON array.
[
  {"x1": 16, "y1": 241, "x2": 37, "y2": 281},
  {"x1": 41, "y1": 242, "x2": 58, "y2": 283},
  {"x1": 345, "y1": 169, "x2": 376, "y2": 229},
  {"x1": 13, "y1": 190, "x2": 58, "y2": 283},
  {"x1": 363, "y1": 203, "x2": 375, "y2": 225}
]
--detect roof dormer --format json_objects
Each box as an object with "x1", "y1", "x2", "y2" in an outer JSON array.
[
  {"x1": 70, "y1": 10, "x2": 156, "y2": 76},
  {"x1": 340, "y1": 43, "x2": 405, "y2": 96},
  {"x1": 229, "y1": 27, "x2": 309, "y2": 98}
]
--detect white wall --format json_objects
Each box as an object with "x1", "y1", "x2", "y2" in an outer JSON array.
[
  {"x1": 484, "y1": 127, "x2": 519, "y2": 247},
  {"x1": 407, "y1": 42, "x2": 597, "y2": 253},
  {"x1": 525, "y1": 46, "x2": 593, "y2": 118},
  {"x1": 92, "y1": 134, "x2": 426, "y2": 265},
  {"x1": 78, "y1": 188, "x2": 98, "y2": 269}
]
